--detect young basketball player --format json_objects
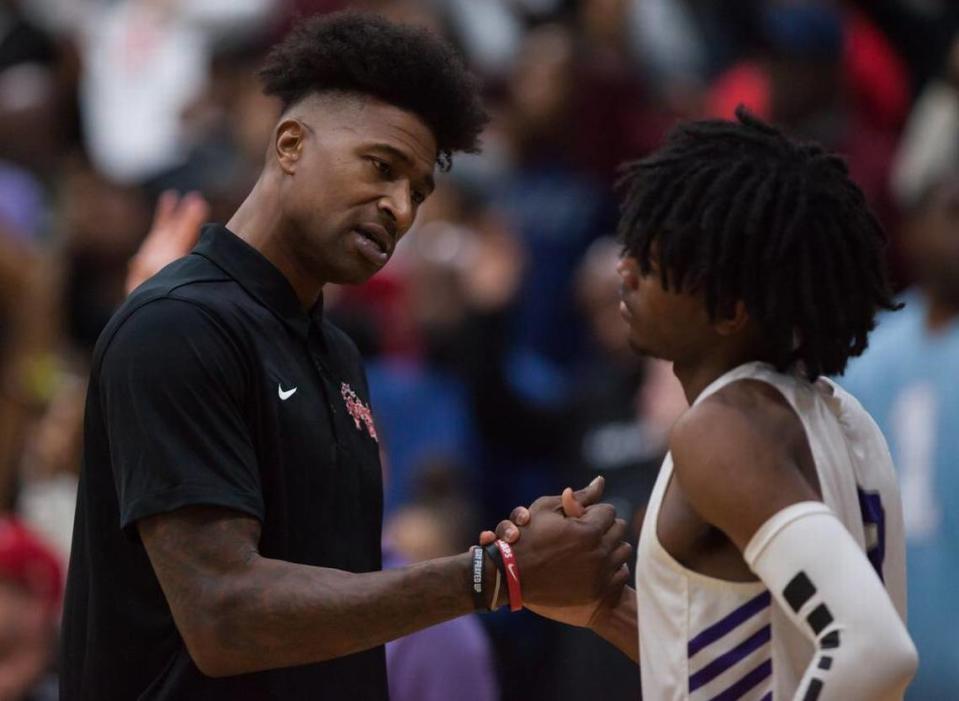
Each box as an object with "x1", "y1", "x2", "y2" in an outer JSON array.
[{"x1": 486, "y1": 108, "x2": 918, "y2": 700}]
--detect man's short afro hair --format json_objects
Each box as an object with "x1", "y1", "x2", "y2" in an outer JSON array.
[{"x1": 258, "y1": 11, "x2": 488, "y2": 170}]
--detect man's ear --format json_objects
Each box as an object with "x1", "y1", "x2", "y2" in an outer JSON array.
[
  {"x1": 714, "y1": 300, "x2": 750, "y2": 336},
  {"x1": 274, "y1": 119, "x2": 306, "y2": 175}
]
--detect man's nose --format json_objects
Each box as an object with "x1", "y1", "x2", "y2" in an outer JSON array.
[{"x1": 378, "y1": 182, "x2": 414, "y2": 235}]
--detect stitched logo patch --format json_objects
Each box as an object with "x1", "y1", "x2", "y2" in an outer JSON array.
[{"x1": 340, "y1": 382, "x2": 378, "y2": 442}]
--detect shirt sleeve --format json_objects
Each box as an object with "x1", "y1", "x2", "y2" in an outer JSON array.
[{"x1": 98, "y1": 298, "x2": 264, "y2": 536}]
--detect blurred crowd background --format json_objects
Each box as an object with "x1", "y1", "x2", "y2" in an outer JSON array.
[{"x1": 1, "y1": 0, "x2": 958, "y2": 699}]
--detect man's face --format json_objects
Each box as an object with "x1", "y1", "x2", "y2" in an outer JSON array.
[
  {"x1": 616, "y1": 254, "x2": 716, "y2": 362},
  {"x1": 277, "y1": 94, "x2": 438, "y2": 285}
]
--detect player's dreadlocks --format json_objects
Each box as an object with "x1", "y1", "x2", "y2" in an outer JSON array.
[{"x1": 617, "y1": 106, "x2": 900, "y2": 380}]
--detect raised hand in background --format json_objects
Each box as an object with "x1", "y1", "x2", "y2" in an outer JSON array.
[{"x1": 126, "y1": 191, "x2": 209, "y2": 294}]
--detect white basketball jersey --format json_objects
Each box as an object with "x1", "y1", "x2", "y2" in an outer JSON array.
[{"x1": 635, "y1": 362, "x2": 906, "y2": 701}]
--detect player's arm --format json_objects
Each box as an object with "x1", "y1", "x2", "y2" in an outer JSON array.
[
  {"x1": 584, "y1": 586, "x2": 639, "y2": 662},
  {"x1": 139, "y1": 497, "x2": 629, "y2": 678},
  {"x1": 670, "y1": 392, "x2": 917, "y2": 701}
]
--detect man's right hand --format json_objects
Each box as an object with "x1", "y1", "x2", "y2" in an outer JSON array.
[
  {"x1": 481, "y1": 478, "x2": 631, "y2": 609},
  {"x1": 480, "y1": 477, "x2": 633, "y2": 627},
  {"x1": 510, "y1": 498, "x2": 630, "y2": 608}
]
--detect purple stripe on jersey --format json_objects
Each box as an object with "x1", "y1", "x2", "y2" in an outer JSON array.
[
  {"x1": 688, "y1": 591, "x2": 771, "y2": 657},
  {"x1": 689, "y1": 625, "x2": 771, "y2": 692},
  {"x1": 708, "y1": 658, "x2": 773, "y2": 701}
]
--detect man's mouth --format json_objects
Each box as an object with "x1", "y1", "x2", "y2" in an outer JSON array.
[{"x1": 354, "y1": 224, "x2": 393, "y2": 257}]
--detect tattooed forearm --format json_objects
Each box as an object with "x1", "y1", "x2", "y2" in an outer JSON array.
[{"x1": 139, "y1": 506, "x2": 485, "y2": 677}]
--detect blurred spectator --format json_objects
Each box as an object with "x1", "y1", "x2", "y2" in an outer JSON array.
[
  {"x1": 15, "y1": 374, "x2": 85, "y2": 563},
  {"x1": 705, "y1": 1, "x2": 907, "y2": 229},
  {"x1": 0, "y1": 517, "x2": 62, "y2": 701},
  {"x1": 0, "y1": 0, "x2": 67, "y2": 174},
  {"x1": 155, "y1": 45, "x2": 280, "y2": 214},
  {"x1": 58, "y1": 158, "x2": 149, "y2": 350},
  {"x1": 891, "y1": 36, "x2": 959, "y2": 212},
  {"x1": 492, "y1": 23, "x2": 618, "y2": 382},
  {"x1": 842, "y1": 52, "x2": 959, "y2": 696},
  {"x1": 851, "y1": 0, "x2": 959, "y2": 96},
  {"x1": 0, "y1": 207, "x2": 55, "y2": 513}
]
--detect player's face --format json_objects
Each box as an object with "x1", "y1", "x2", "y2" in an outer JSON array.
[
  {"x1": 616, "y1": 254, "x2": 715, "y2": 362},
  {"x1": 277, "y1": 94, "x2": 437, "y2": 285}
]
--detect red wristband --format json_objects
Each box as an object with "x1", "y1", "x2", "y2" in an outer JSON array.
[{"x1": 495, "y1": 539, "x2": 522, "y2": 612}]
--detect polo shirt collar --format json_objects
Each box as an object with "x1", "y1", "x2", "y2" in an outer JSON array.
[{"x1": 193, "y1": 224, "x2": 321, "y2": 337}]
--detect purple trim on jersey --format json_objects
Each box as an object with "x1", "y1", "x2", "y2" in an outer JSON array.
[
  {"x1": 856, "y1": 487, "x2": 886, "y2": 581},
  {"x1": 708, "y1": 658, "x2": 772, "y2": 701},
  {"x1": 688, "y1": 590, "x2": 772, "y2": 657},
  {"x1": 689, "y1": 625, "x2": 771, "y2": 691},
  {"x1": 759, "y1": 693, "x2": 773, "y2": 701}
]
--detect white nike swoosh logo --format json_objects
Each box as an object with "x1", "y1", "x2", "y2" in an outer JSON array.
[
  {"x1": 507, "y1": 563, "x2": 519, "y2": 582},
  {"x1": 278, "y1": 385, "x2": 297, "y2": 400}
]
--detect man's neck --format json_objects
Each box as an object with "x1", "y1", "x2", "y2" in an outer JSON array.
[{"x1": 228, "y1": 182, "x2": 323, "y2": 310}]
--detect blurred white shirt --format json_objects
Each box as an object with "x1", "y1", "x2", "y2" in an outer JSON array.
[{"x1": 77, "y1": 0, "x2": 276, "y2": 184}]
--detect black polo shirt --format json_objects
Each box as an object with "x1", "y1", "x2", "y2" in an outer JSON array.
[{"x1": 60, "y1": 224, "x2": 388, "y2": 700}]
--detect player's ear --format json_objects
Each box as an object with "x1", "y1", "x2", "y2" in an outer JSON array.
[
  {"x1": 714, "y1": 300, "x2": 750, "y2": 336},
  {"x1": 274, "y1": 119, "x2": 306, "y2": 175}
]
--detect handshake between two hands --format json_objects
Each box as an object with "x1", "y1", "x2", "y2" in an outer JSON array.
[{"x1": 477, "y1": 476, "x2": 634, "y2": 631}]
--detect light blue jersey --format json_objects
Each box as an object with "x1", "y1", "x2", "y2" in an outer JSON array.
[{"x1": 842, "y1": 290, "x2": 959, "y2": 700}]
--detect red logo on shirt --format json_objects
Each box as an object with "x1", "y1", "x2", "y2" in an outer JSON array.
[{"x1": 340, "y1": 383, "x2": 378, "y2": 443}]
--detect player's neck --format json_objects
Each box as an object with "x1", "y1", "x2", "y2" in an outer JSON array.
[
  {"x1": 672, "y1": 356, "x2": 751, "y2": 405},
  {"x1": 672, "y1": 334, "x2": 773, "y2": 404}
]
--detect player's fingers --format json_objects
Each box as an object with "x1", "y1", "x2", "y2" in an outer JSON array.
[
  {"x1": 509, "y1": 506, "x2": 531, "y2": 526},
  {"x1": 601, "y1": 518, "x2": 629, "y2": 550},
  {"x1": 561, "y1": 487, "x2": 585, "y2": 517},
  {"x1": 581, "y1": 503, "x2": 616, "y2": 533},
  {"x1": 608, "y1": 562, "x2": 631, "y2": 591},
  {"x1": 494, "y1": 519, "x2": 520, "y2": 543},
  {"x1": 478, "y1": 530, "x2": 496, "y2": 546},
  {"x1": 572, "y1": 475, "x2": 605, "y2": 508},
  {"x1": 609, "y1": 541, "x2": 633, "y2": 570}
]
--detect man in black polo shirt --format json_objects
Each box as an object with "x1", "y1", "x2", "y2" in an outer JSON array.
[{"x1": 60, "y1": 13, "x2": 632, "y2": 700}]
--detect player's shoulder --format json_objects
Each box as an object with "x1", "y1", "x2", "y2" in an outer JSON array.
[
  {"x1": 671, "y1": 377, "x2": 802, "y2": 460},
  {"x1": 669, "y1": 376, "x2": 819, "y2": 544}
]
